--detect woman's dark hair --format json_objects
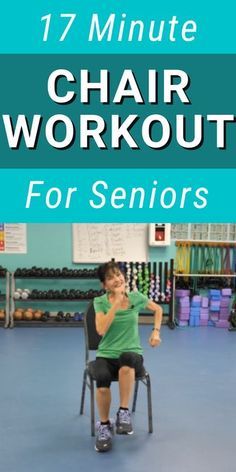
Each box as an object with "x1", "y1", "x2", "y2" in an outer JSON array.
[{"x1": 97, "y1": 261, "x2": 123, "y2": 283}]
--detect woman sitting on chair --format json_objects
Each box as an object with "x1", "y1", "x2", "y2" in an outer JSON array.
[{"x1": 93, "y1": 261, "x2": 162, "y2": 452}]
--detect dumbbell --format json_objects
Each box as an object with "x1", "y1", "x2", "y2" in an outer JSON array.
[
  {"x1": 89, "y1": 269, "x2": 96, "y2": 278},
  {"x1": 61, "y1": 289, "x2": 69, "y2": 299},
  {"x1": 77, "y1": 289, "x2": 82, "y2": 298},
  {"x1": 22, "y1": 289, "x2": 31, "y2": 300},
  {"x1": 33, "y1": 310, "x2": 42, "y2": 320},
  {"x1": 41, "y1": 311, "x2": 50, "y2": 322},
  {"x1": 14, "y1": 289, "x2": 22, "y2": 299},
  {"x1": 24, "y1": 309, "x2": 33, "y2": 320},
  {"x1": 62, "y1": 267, "x2": 69, "y2": 277},
  {"x1": 14, "y1": 310, "x2": 23, "y2": 320},
  {"x1": 69, "y1": 289, "x2": 76, "y2": 299},
  {"x1": 74, "y1": 312, "x2": 83, "y2": 321},
  {"x1": 30, "y1": 289, "x2": 39, "y2": 299},
  {"x1": 47, "y1": 290, "x2": 54, "y2": 299},
  {"x1": 64, "y1": 312, "x2": 71, "y2": 322},
  {"x1": 55, "y1": 311, "x2": 64, "y2": 321},
  {"x1": 54, "y1": 290, "x2": 60, "y2": 299},
  {"x1": 28, "y1": 267, "x2": 35, "y2": 276},
  {"x1": 19, "y1": 268, "x2": 26, "y2": 276},
  {"x1": 42, "y1": 268, "x2": 49, "y2": 277}
]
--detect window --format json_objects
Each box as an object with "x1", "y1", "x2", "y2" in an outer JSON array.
[{"x1": 171, "y1": 224, "x2": 236, "y2": 242}]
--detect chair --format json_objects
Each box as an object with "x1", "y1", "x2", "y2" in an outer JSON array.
[{"x1": 79, "y1": 301, "x2": 153, "y2": 436}]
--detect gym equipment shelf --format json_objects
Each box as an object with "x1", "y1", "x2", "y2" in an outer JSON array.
[
  {"x1": 174, "y1": 273, "x2": 236, "y2": 277},
  {"x1": 10, "y1": 269, "x2": 101, "y2": 328},
  {"x1": 12, "y1": 297, "x2": 100, "y2": 301},
  {"x1": 10, "y1": 275, "x2": 98, "y2": 280},
  {"x1": 10, "y1": 260, "x2": 175, "y2": 328},
  {"x1": 120, "y1": 259, "x2": 175, "y2": 329},
  {"x1": 14, "y1": 268, "x2": 98, "y2": 278},
  {"x1": 0, "y1": 271, "x2": 10, "y2": 328},
  {"x1": 172, "y1": 272, "x2": 236, "y2": 330},
  {"x1": 12, "y1": 318, "x2": 84, "y2": 328}
]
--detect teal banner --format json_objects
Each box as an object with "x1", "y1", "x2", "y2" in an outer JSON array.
[
  {"x1": 0, "y1": 0, "x2": 235, "y2": 54},
  {"x1": 0, "y1": 168, "x2": 235, "y2": 222},
  {"x1": 0, "y1": 55, "x2": 235, "y2": 169}
]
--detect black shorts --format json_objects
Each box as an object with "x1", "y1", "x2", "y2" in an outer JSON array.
[{"x1": 94, "y1": 352, "x2": 144, "y2": 388}]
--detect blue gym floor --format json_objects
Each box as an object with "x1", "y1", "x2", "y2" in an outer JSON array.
[{"x1": 0, "y1": 326, "x2": 236, "y2": 472}]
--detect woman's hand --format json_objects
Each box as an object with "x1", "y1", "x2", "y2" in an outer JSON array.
[
  {"x1": 111, "y1": 285, "x2": 126, "y2": 309},
  {"x1": 149, "y1": 330, "x2": 162, "y2": 347}
]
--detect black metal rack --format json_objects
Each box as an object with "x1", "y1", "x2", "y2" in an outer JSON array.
[
  {"x1": 0, "y1": 271, "x2": 10, "y2": 328},
  {"x1": 9, "y1": 260, "x2": 175, "y2": 328},
  {"x1": 10, "y1": 270, "x2": 101, "y2": 328}
]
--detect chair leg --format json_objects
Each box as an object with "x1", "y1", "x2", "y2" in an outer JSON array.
[
  {"x1": 80, "y1": 369, "x2": 87, "y2": 415},
  {"x1": 90, "y1": 376, "x2": 95, "y2": 436},
  {"x1": 132, "y1": 380, "x2": 139, "y2": 412},
  {"x1": 146, "y1": 374, "x2": 153, "y2": 433}
]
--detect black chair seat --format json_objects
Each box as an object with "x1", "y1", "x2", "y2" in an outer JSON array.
[{"x1": 87, "y1": 360, "x2": 147, "y2": 381}]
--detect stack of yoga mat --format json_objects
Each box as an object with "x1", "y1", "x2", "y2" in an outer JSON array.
[
  {"x1": 189, "y1": 295, "x2": 201, "y2": 327},
  {"x1": 175, "y1": 289, "x2": 190, "y2": 327},
  {"x1": 209, "y1": 288, "x2": 231, "y2": 328},
  {"x1": 176, "y1": 288, "x2": 232, "y2": 328},
  {"x1": 200, "y1": 296, "x2": 209, "y2": 326}
]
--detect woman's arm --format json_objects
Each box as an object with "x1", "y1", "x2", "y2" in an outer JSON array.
[
  {"x1": 95, "y1": 305, "x2": 118, "y2": 336},
  {"x1": 95, "y1": 291, "x2": 124, "y2": 336},
  {"x1": 145, "y1": 299, "x2": 163, "y2": 347}
]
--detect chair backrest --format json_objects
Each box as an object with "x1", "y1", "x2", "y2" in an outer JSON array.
[{"x1": 83, "y1": 301, "x2": 102, "y2": 361}]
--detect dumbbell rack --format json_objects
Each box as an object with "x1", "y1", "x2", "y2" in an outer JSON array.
[
  {"x1": 10, "y1": 271, "x2": 101, "y2": 328},
  {"x1": 119, "y1": 259, "x2": 175, "y2": 328},
  {"x1": 9, "y1": 260, "x2": 175, "y2": 328},
  {"x1": 0, "y1": 271, "x2": 10, "y2": 329}
]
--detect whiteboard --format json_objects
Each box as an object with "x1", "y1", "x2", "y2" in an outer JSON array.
[{"x1": 72, "y1": 224, "x2": 148, "y2": 263}]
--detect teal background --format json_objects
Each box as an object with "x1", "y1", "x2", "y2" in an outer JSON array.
[
  {"x1": 0, "y1": 54, "x2": 235, "y2": 169},
  {"x1": 0, "y1": 168, "x2": 235, "y2": 222},
  {"x1": 0, "y1": 224, "x2": 175, "y2": 270},
  {"x1": 0, "y1": 0, "x2": 235, "y2": 53}
]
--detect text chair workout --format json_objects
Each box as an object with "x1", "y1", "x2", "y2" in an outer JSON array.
[{"x1": 79, "y1": 301, "x2": 153, "y2": 436}]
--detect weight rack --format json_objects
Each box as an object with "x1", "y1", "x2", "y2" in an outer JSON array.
[{"x1": 0, "y1": 270, "x2": 10, "y2": 329}]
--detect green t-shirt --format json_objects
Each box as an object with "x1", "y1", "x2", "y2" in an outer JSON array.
[{"x1": 93, "y1": 291, "x2": 149, "y2": 359}]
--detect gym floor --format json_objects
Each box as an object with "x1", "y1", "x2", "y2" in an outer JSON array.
[{"x1": 0, "y1": 326, "x2": 236, "y2": 472}]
